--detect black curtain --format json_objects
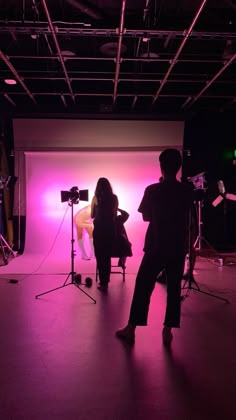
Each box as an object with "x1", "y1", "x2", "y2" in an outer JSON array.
[{"x1": 183, "y1": 114, "x2": 236, "y2": 251}]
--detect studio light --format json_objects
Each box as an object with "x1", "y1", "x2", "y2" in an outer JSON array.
[
  {"x1": 60, "y1": 186, "x2": 89, "y2": 204},
  {"x1": 0, "y1": 175, "x2": 18, "y2": 189}
]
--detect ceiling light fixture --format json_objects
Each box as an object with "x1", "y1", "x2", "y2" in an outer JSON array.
[
  {"x1": 4, "y1": 79, "x2": 17, "y2": 85},
  {"x1": 61, "y1": 50, "x2": 76, "y2": 57},
  {"x1": 140, "y1": 52, "x2": 159, "y2": 58},
  {"x1": 99, "y1": 42, "x2": 127, "y2": 57}
]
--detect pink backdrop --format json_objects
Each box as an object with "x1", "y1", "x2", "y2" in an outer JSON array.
[{"x1": 25, "y1": 151, "x2": 162, "y2": 260}]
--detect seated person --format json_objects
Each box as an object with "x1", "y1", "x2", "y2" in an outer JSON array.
[
  {"x1": 74, "y1": 205, "x2": 94, "y2": 260},
  {"x1": 113, "y1": 208, "x2": 132, "y2": 268}
]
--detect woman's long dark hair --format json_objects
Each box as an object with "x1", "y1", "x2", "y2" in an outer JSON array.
[{"x1": 95, "y1": 177, "x2": 114, "y2": 204}]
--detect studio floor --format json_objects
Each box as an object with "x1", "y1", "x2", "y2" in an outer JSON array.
[{"x1": 0, "y1": 253, "x2": 236, "y2": 420}]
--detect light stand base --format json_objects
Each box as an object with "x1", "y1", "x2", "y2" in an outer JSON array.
[
  {"x1": 35, "y1": 272, "x2": 96, "y2": 303},
  {"x1": 0, "y1": 234, "x2": 16, "y2": 265},
  {"x1": 35, "y1": 199, "x2": 96, "y2": 303},
  {"x1": 181, "y1": 274, "x2": 229, "y2": 303},
  {"x1": 194, "y1": 234, "x2": 217, "y2": 254}
]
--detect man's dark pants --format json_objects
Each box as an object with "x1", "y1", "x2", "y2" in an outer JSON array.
[{"x1": 128, "y1": 253, "x2": 185, "y2": 328}]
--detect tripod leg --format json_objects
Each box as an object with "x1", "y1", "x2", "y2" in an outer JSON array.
[
  {"x1": 182, "y1": 276, "x2": 201, "y2": 291},
  {"x1": 189, "y1": 286, "x2": 229, "y2": 303},
  {"x1": 181, "y1": 275, "x2": 229, "y2": 303},
  {"x1": 35, "y1": 272, "x2": 73, "y2": 298},
  {"x1": 1, "y1": 235, "x2": 15, "y2": 256},
  {"x1": 0, "y1": 235, "x2": 8, "y2": 265},
  {"x1": 35, "y1": 282, "x2": 72, "y2": 299},
  {"x1": 35, "y1": 271, "x2": 96, "y2": 302},
  {"x1": 74, "y1": 284, "x2": 96, "y2": 303}
]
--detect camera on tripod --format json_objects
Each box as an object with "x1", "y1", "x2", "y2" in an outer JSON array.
[
  {"x1": 60, "y1": 186, "x2": 89, "y2": 205},
  {"x1": 189, "y1": 172, "x2": 206, "y2": 202}
]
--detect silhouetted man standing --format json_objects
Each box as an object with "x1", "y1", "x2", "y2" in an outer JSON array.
[{"x1": 116, "y1": 149, "x2": 194, "y2": 345}]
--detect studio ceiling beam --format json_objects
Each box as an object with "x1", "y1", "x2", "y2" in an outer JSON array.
[
  {"x1": 2, "y1": 23, "x2": 236, "y2": 41},
  {"x1": 185, "y1": 52, "x2": 236, "y2": 109},
  {"x1": 4, "y1": 93, "x2": 16, "y2": 106},
  {"x1": 152, "y1": 0, "x2": 207, "y2": 106},
  {"x1": 0, "y1": 50, "x2": 36, "y2": 104},
  {"x1": 41, "y1": 0, "x2": 75, "y2": 102},
  {"x1": 113, "y1": 0, "x2": 126, "y2": 105},
  {"x1": 65, "y1": 0, "x2": 103, "y2": 19}
]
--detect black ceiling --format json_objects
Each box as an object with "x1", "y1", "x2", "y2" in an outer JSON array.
[{"x1": 1, "y1": 0, "x2": 236, "y2": 118}]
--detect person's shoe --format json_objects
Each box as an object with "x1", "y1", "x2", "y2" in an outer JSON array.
[
  {"x1": 162, "y1": 327, "x2": 173, "y2": 346},
  {"x1": 156, "y1": 270, "x2": 166, "y2": 284},
  {"x1": 97, "y1": 284, "x2": 108, "y2": 292},
  {"x1": 115, "y1": 325, "x2": 135, "y2": 344},
  {"x1": 82, "y1": 253, "x2": 90, "y2": 260}
]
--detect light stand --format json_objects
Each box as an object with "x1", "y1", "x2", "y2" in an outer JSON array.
[
  {"x1": 194, "y1": 196, "x2": 216, "y2": 252},
  {"x1": 0, "y1": 233, "x2": 15, "y2": 265},
  {"x1": 0, "y1": 184, "x2": 16, "y2": 265},
  {"x1": 35, "y1": 188, "x2": 96, "y2": 303},
  {"x1": 181, "y1": 208, "x2": 229, "y2": 303},
  {"x1": 189, "y1": 173, "x2": 216, "y2": 254},
  {"x1": 218, "y1": 180, "x2": 228, "y2": 246}
]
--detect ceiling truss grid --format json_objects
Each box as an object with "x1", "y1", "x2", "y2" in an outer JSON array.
[{"x1": 1, "y1": 0, "x2": 236, "y2": 116}]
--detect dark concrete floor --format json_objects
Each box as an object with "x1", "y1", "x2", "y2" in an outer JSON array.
[{"x1": 0, "y1": 256, "x2": 236, "y2": 420}]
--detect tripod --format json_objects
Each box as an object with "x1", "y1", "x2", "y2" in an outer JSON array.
[
  {"x1": 35, "y1": 200, "x2": 96, "y2": 303},
  {"x1": 181, "y1": 269, "x2": 229, "y2": 303},
  {"x1": 194, "y1": 194, "x2": 216, "y2": 253},
  {"x1": 0, "y1": 191, "x2": 16, "y2": 265},
  {"x1": 0, "y1": 233, "x2": 15, "y2": 265},
  {"x1": 181, "y1": 207, "x2": 229, "y2": 303}
]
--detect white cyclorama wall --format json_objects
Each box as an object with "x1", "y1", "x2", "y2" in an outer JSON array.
[
  {"x1": 13, "y1": 119, "x2": 184, "y2": 261},
  {"x1": 13, "y1": 119, "x2": 184, "y2": 149}
]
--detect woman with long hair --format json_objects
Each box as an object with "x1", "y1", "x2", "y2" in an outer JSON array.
[{"x1": 91, "y1": 177, "x2": 118, "y2": 291}]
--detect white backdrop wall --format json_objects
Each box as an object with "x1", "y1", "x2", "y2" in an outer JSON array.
[{"x1": 13, "y1": 119, "x2": 184, "y2": 149}]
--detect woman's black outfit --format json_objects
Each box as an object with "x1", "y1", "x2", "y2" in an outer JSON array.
[{"x1": 92, "y1": 194, "x2": 117, "y2": 286}]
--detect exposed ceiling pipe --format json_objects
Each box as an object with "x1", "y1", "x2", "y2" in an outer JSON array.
[
  {"x1": 164, "y1": 32, "x2": 173, "y2": 49},
  {"x1": 32, "y1": 0, "x2": 40, "y2": 17},
  {"x1": 143, "y1": 0, "x2": 151, "y2": 21},
  {"x1": 66, "y1": 0, "x2": 103, "y2": 19},
  {"x1": 224, "y1": 0, "x2": 236, "y2": 11},
  {"x1": 132, "y1": 95, "x2": 138, "y2": 109},
  {"x1": 41, "y1": 0, "x2": 75, "y2": 101},
  {"x1": 6, "y1": 91, "x2": 235, "y2": 100},
  {"x1": 152, "y1": 0, "x2": 207, "y2": 105},
  {"x1": 0, "y1": 50, "x2": 36, "y2": 103},
  {"x1": 4, "y1": 93, "x2": 16, "y2": 106},
  {"x1": 185, "y1": 52, "x2": 236, "y2": 109},
  {"x1": 7, "y1": 55, "x2": 228, "y2": 65},
  {"x1": 113, "y1": 0, "x2": 126, "y2": 104},
  {"x1": 60, "y1": 94, "x2": 67, "y2": 107},
  {"x1": 181, "y1": 96, "x2": 192, "y2": 109},
  {"x1": 43, "y1": 34, "x2": 54, "y2": 55},
  {"x1": 220, "y1": 97, "x2": 236, "y2": 112},
  {"x1": 2, "y1": 24, "x2": 236, "y2": 41},
  {"x1": 9, "y1": 29, "x2": 17, "y2": 42}
]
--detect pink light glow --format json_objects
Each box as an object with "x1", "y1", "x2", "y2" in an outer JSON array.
[
  {"x1": 25, "y1": 151, "x2": 162, "y2": 258},
  {"x1": 4, "y1": 78, "x2": 17, "y2": 85}
]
